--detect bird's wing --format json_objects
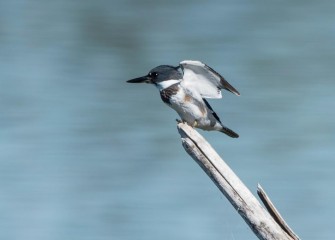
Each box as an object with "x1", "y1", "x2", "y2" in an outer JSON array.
[{"x1": 179, "y1": 60, "x2": 240, "y2": 99}]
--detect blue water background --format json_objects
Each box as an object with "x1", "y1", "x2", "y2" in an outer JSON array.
[{"x1": 0, "y1": 1, "x2": 334, "y2": 239}]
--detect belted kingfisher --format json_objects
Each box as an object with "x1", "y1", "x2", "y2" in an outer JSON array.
[{"x1": 127, "y1": 60, "x2": 240, "y2": 138}]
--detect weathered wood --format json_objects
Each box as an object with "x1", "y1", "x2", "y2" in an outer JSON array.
[
  {"x1": 177, "y1": 122, "x2": 298, "y2": 240},
  {"x1": 257, "y1": 184, "x2": 300, "y2": 240}
]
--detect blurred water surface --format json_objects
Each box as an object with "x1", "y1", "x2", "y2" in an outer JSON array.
[{"x1": 0, "y1": 0, "x2": 335, "y2": 239}]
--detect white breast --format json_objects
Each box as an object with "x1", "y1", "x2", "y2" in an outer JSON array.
[{"x1": 167, "y1": 87, "x2": 208, "y2": 126}]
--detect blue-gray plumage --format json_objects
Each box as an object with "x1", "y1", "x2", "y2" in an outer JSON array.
[{"x1": 127, "y1": 60, "x2": 240, "y2": 138}]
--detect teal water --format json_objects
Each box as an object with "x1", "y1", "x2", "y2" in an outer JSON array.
[{"x1": 1, "y1": 1, "x2": 335, "y2": 239}]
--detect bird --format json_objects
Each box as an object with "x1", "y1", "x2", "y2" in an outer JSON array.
[{"x1": 127, "y1": 60, "x2": 240, "y2": 138}]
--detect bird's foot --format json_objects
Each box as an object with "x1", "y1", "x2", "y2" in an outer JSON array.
[
  {"x1": 176, "y1": 119, "x2": 190, "y2": 125},
  {"x1": 192, "y1": 121, "x2": 198, "y2": 128}
]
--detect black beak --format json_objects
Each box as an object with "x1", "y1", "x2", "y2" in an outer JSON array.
[{"x1": 127, "y1": 75, "x2": 152, "y2": 84}]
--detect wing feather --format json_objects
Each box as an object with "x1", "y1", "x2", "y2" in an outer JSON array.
[{"x1": 180, "y1": 60, "x2": 240, "y2": 99}]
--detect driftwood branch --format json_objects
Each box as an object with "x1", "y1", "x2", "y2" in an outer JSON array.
[
  {"x1": 177, "y1": 122, "x2": 299, "y2": 240},
  {"x1": 257, "y1": 185, "x2": 300, "y2": 240}
]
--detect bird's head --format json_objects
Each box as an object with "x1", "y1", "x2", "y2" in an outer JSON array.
[{"x1": 127, "y1": 65, "x2": 182, "y2": 87}]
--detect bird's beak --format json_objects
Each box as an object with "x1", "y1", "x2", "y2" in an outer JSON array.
[{"x1": 127, "y1": 75, "x2": 152, "y2": 84}]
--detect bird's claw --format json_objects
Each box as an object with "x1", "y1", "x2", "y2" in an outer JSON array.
[{"x1": 176, "y1": 119, "x2": 198, "y2": 128}]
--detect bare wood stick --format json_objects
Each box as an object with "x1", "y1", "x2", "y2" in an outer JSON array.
[
  {"x1": 177, "y1": 122, "x2": 297, "y2": 240},
  {"x1": 257, "y1": 184, "x2": 300, "y2": 240}
]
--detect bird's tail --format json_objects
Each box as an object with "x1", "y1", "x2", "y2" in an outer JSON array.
[{"x1": 220, "y1": 125, "x2": 239, "y2": 138}]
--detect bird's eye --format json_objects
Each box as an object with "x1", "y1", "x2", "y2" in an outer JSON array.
[{"x1": 149, "y1": 72, "x2": 158, "y2": 78}]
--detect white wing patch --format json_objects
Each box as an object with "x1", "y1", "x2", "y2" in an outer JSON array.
[{"x1": 180, "y1": 60, "x2": 240, "y2": 99}]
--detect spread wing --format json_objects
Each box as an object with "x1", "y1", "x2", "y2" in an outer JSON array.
[{"x1": 179, "y1": 60, "x2": 240, "y2": 99}]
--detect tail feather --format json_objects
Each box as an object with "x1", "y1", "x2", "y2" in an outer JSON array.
[{"x1": 220, "y1": 125, "x2": 239, "y2": 138}]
